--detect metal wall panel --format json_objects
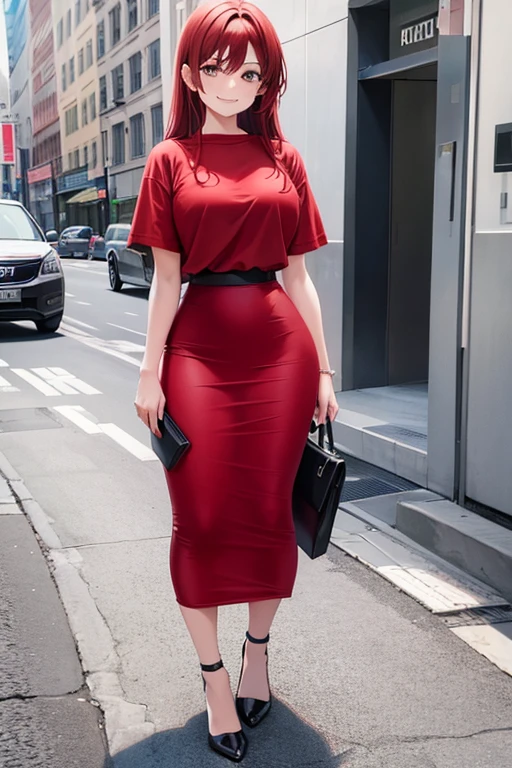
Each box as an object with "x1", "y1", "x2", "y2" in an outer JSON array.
[
  {"x1": 427, "y1": 35, "x2": 470, "y2": 497},
  {"x1": 465, "y1": 233, "x2": 512, "y2": 515}
]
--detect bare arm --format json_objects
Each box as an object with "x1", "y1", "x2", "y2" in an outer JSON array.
[
  {"x1": 135, "y1": 247, "x2": 182, "y2": 435},
  {"x1": 281, "y1": 255, "x2": 339, "y2": 424}
]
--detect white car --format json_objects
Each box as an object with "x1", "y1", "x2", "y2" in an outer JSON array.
[{"x1": 0, "y1": 200, "x2": 65, "y2": 333}]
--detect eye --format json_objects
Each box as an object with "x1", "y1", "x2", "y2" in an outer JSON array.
[
  {"x1": 242, "y1": 71, "x2": 262, "y2": 83},
  {"x1": 200, "y1": 65, "x2": 219, "y2": 77}
]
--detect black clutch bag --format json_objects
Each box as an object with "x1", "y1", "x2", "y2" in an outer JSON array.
[
  {"x1": 292, "y1": 419, "x2": 346, "y2": 559},
  {"x1": 150, "y1": 411, "x2": 190, "y2": 470}
]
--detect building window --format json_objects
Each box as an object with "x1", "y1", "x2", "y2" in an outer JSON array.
[
  {"x1": 65, "y1": 105, "x2": 79, "y2": 135},
  {"x1": 112, "y1": 122, "x2": 125, "y2": 165},
  {"x1": 151, "y1": 103, "x2": 163, "y2": 146},
  {"x1": 86, "y1": 40, "x2": 93, "y2": 68},
  {"x1": 92, "y1": 141, "x2": 98, "y2": 168},
  {"x1": 112, "y1": 64, "x2": 124, "y2": 102},
  {"x1": 110, "y1": 3, "x2": 121, "y2": 47},
  {"x1": 85, "y1": 0, "x2": 90, "y2": 11},
  {"x1": 69, "y1": 57, "x2": 75, "y2": 84},
  {"x1": 127, "y1": 0, "x2": 138, "y2": 32},
  {"x1": 82, "y1": 99, "x2": 88, "y2": 126},
  {"x1": 62, "y1": 63, "x2": 67, "y2": 91},
  {"x1": 148, "y1": 0, "x2": 159, "y2": 18},
  {"x1": 57, "y1": 19, "x2": 63, "y2": 48},
  {"x1": 129, "y1": 52, "x2": 142, "y2": 94},
  {"x1": 78, "y1": 48, "x2": 84, "y2": 75},
  {"x1": 97, "y1": 21, "x2": 105, "y2": 59},
  {"x1": 89, "y1": 92, "x2": 96, "y2": 121},
  {"x1": 101, "y1": 130, "x2": 108, "y2": 165},
  {"x1": 148, "y1": 39, "x2": 161, "y2": 80},
  {"x1": 66, "y1": 9, "x2": 72, "y2": 37},
  {"x1": 75, "y1": 0, "x2": 81, "y2": 27},
  {"x1": 99, "y1": 75, "x2": 107, "y2": 111},
  {"x1": 130, "y1": 113, "x2": 145, "y2": 159},
  {"x1": 67, "y1": 151, "x2": 73, "y2": 169},
  {"x1": 73, "y1": 148, "x2": 80, "y2": 168},
  {"x1": 84, "y1": 144, "x2": 89, "y2": 168}
]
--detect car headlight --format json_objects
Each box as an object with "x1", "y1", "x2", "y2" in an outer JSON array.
[{"x1": 40, "y1": 251, "x2": 62, "y2": 275}]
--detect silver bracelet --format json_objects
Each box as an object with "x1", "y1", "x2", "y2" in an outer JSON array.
[{"x1": 319, "y1": 369, "x2": 336, "y2": 377}]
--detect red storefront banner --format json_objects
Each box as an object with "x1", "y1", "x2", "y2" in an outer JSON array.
[
  {"x1": 0, "y1": 123, "x2": 15, "y2": 164},
  {"x1": 27, "y1": 162, "x2": 53, "y2": 185}
]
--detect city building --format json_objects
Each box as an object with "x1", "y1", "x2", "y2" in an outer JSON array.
[
  {"x1": 27, "y1": 0, "x2": 61, "y2": 230},
  {"x1": 52, "y1": 0, "x2": 105, "y2": 231},
  {"x1": 95, "y1": 0, "x2": 164, "y2": 224},
  {"x1": 4, "y1": 0, "x2": 32, "y2": 208}
]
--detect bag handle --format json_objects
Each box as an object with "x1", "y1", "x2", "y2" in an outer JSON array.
[{"x1": 309, "y1": 418, "x2": 335, "y2": 453}]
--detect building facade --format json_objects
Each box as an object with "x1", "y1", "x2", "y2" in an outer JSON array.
[
  {"x1": 52, "y1": 0, "x2": 105, "y2": 231},
  {"x1": 28, "y1": 0, "x2": 61, "y2": 230},
  {"x1": 95, "y1": 0, "x2": 163, "y2": 224},
  {"x1": 4, "y1": 0, "x2": 32, "y2": 207}
]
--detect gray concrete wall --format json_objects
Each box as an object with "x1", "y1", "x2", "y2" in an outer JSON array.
[
  {"x1": 465, "y1": 0, "x2": 512, "y2": 517},
  {"x1": 253, "y1": 1, "x2": 348, "y2": 391}
]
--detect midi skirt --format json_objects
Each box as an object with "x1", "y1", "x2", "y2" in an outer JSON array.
[{"x1": 160, "y1": 280, "x2": 318, "y2": 608}]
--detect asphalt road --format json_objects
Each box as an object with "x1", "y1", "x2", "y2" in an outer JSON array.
[{"x1": 1, "y1": 259, "x2": 512, "y2": 767}]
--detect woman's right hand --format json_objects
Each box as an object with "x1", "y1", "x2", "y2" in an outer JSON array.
[{"x1": 134, "y1": 369, "x2": 166, "y2": 437}]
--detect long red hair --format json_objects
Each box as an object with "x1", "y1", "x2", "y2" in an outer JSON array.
[{"x1": 166, "y1": 0, "x2": 288, "y2": 166}]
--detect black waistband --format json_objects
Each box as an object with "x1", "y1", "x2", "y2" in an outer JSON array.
[{"x1": 189, "y1": 268, "x2": 277, "y2": 286}]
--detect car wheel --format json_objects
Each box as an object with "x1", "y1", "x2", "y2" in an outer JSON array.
[
  {"x1": 108, "y1": 255, "x2": 123, "y2": 292},
  {"x1": 35, "y1": 312, "x2": 63, "y2": 334}
]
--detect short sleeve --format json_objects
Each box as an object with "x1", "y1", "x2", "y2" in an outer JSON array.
[
  {"x1": 127, "y1": 143, "x2": 182, "y2": 254},
  {"x1": 284, "y1": 147, "x2": 328, "y2": 256}
]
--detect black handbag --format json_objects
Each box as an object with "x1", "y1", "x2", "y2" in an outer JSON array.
[
  {"x1": 292, "y1": 419, "x2": 346, "y2": 559},
  {"x1": 151, "y1": 411, "x2": 190, "y2": 470}
]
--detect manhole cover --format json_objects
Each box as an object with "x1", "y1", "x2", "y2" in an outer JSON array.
[
  {"x1": 0, "y1": 408, "x2": 62, "y2": 433},
  {"x1": 363, "y1": 424, "x2": 428, "y2": 451}
]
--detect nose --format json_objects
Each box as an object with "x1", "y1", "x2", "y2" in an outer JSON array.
[{"x1": 227, "y1": 77, "x2": 237, "y2": 90}]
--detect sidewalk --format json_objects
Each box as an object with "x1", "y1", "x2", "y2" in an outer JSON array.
[
  {"x1": 0, "y1": 475, "x2": 109, "y2": 768},
  {"x1": 2, "y1": 441, "x2": 512, "y2": 768}
]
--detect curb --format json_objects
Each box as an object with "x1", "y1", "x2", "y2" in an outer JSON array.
[{"x1": 0, "y1": 450, "x2": 155, "y2": 757}]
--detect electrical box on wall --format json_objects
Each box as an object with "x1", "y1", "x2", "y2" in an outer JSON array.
[
  {"x1": 494, "y1": 123, "x2": 512, "y2": 173},
  {"x1": 494, "y1": 124, "x2": 512, "y2": 223}
]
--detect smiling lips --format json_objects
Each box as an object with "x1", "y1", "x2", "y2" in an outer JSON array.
[{"x1": 217, "y1": 96, "x2": 238, "y2": 103}]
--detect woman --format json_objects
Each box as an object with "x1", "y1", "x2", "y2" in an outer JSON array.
[{"x1": 129, "y1": 1, "x2": 339, "y2": 762}]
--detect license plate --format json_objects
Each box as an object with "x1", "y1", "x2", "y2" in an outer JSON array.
[{"x1": 0, "y1": 289, "x2": 21, "y2": 302}]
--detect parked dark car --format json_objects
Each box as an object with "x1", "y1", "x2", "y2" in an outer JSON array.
[
  {"x1": 57, "y1": 226, "x2": 96, "y2": 259},
  {"x1": 105, "y1": 224, "x2": 153, "y2": 291},
  {"x1": 0, "y1": 200, "x2": 64, "y2": 333}
]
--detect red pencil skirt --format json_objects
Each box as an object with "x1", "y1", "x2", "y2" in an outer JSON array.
[{"x1": 160, "y1": 280, "x2": 318, "y2": 608}]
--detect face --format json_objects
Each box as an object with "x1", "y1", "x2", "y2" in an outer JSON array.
[{"x1": 182, "y1": 43, "x2": 264, "y2": 117}]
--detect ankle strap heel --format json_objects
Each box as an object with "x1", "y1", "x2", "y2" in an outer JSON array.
[
  {"x1": 201, "y1": 659, "x2": 224, "y2": 673},
  {"x1": 245, "y1": 631, "x2": 270, "y2": 644}
]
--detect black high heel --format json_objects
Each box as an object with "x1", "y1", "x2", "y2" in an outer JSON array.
[
  {"x1": 235, "y1": 632, "x2": 272, "y2": 728},
  {"x1": 201, "y1": 659, "x2": 248, "y2": 763}
]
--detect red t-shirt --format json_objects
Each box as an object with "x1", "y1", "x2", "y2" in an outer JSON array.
[{"x1": 127, "y1": 133, "x2": 327, "y2": 276}]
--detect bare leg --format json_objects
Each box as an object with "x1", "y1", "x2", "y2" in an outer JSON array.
[
  {"x1": 237, "y1": 598, "x2": 281, "y2": 701},
  {"x1": 180, "y1": 605, "x2": 241, "y2": 736}
]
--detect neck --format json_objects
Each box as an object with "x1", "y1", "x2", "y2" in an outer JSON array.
[{"x1": 202, "y1": 108, "x2": 246, "y2": 136}]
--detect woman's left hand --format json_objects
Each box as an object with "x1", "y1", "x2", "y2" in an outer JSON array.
[{"x1": 315, "y1": 374, "x2": 339, "y2": 425}]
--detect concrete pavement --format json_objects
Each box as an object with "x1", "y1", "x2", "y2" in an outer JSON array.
[
  {"x1": 1, "y1": 259, "x2": 512, "y2": 767},
  {"x1": 0, "y1": 476, "x2": 109, "y2": 767}
]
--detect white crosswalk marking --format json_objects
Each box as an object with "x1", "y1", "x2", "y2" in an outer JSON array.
[
  {"x1": 63, "y1": 315, "x2": 98, "y2": 330},
  {"x1": 0, "y1": 359, "x2": 8, "y2": 367},
  {"x1": 11, "y1": 369, "x2": 61, "y2": 396},
  {"x1": 53, "y1": 405, "x2": 102, "y2": 434},
  {"x1": 54, "y1": 406, "x2": 157, "y2": 462},
  {"x1": 107, "y1": 322, "x2": 146, "y2": 337},
  {"x1": 31, "y1": 367, "x2": 102, "y2": 395},
  {"x1": 0, "y1": 375, "x2": 19, "y2": 393}
]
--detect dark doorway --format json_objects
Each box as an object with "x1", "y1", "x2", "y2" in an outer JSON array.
[{"x1": 388, "y1": 75, "x2": 437, "y2": 385}]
